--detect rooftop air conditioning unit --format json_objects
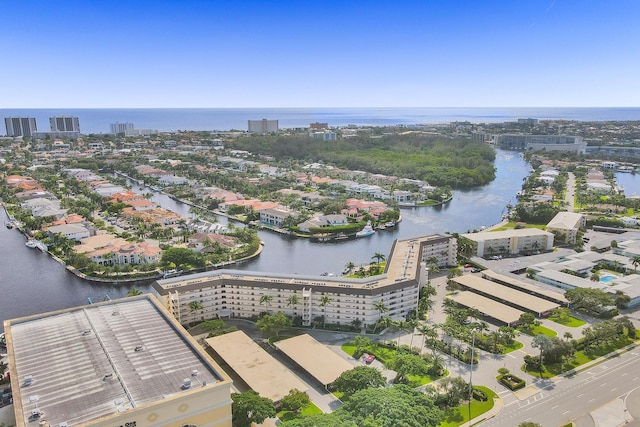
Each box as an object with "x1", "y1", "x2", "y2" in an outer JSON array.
[{"x1": 181, "y1": 378, "x2": 192, "y2": 390}]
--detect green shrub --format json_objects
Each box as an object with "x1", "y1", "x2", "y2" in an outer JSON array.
[
  {"x1": 498, "y1": 374, "x2": 526, "y2": 391},
  {"x1": 472, "y1": 388, "x2": 488, "y2": 401}
]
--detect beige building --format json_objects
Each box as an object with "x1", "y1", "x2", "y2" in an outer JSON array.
[
  {"x1": 461, "y1": 228, "x2": 554, "y2": 257},
  {"x1": 152, "y1": 234, "x2": 456, "y2": 327},
  {"x1": 3, "y1": 295, "x2": 232, "y2": 427},
  {"x1": 546, "y1": 212, "x2": 586, "y2": 245}
]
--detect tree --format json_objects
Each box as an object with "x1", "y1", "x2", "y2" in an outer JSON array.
[
  {"x1": 259, "y1": 294, "x2": 273, "y2": 313},
  {"x1": 341, "y1": 384, "x2": 443, "y2": 427},
  {"x1": 615, "y1": 290, "x2": 631, "y2": 309},
  {"x1": 532, "y1": 335, "x2": 551, "y2": 375},
  {"x1": 286, "y1": 294, "x2": 300, "y2": 315},
  {"x1": 353, "y1": 336, "x2": 372, "y2": 358},
  {"x1": 231, "y1": 390, "x2": 276, "y2": 427},
  {"x1": 516, "y1": 312, "x2": 537, "y2": 333},
  {"x1": 256, "y1": 312, "x2": 292, "y2": 337},
  {"x1": 332, "y1": 366, "x2": 386, "y2": 395},
  {"x1": 188, "y1": 300, "x2": 203, "y2": 314},
  {"x1": 319, "y1": 295, "x2": 333, "y2": 328},
  {"x1": 566, "y1": 288, "x2": 614, "y2": 314},
  {"x1": 344, "y1": 261, "x2": 355, "y2": 274},
  {"x1": 373, "y1": 300, "x2": 388, "y2": 332},
  {"x1": 127, "y1": 288, "x2": 142, "y2": 297},
  {"x1": 388, "y1": 353, "x2": 430, "y2": 384},
  {"x1": 519, "y1": 423, "x2": 542, "y2": 427},
  {"x1": 633, "y1": 255, "x2": 640, "y2": 273},
  {"x1": 372, "y1": 252, "x2": 386, "y2": 269},
  {"x1": 280, "y1": 389, "x2": 311, "y2": 413}
]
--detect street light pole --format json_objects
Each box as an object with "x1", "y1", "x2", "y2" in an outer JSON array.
[{"x1": 468, "y1": 328, "x2": 477, "y2": 423}]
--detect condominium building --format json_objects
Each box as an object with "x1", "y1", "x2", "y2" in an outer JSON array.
[
  {"x1": 110, "y1": 122, "x2": 134, "y2": 134},
  {"x1": 497, "y1": 134, "x2": 586, "y2": 153},
  {"x1": 461, "y1": 228, "x2": 554, "y2": 257},
  {"x1": 4, "y1": 117, "x2": 37, "y2": 137},
  {"x1": 248, "y1": 119, "x2": 278, "y2": 133},
  {"x1": 50, "y1": 116, "x2": 80, "y2": 132},
  {"x1": 152, "y1": 234, "x2": 457, "y2": 327},
  {"x1": 3, "y1": 295, "x2": 232, "y2": 427},
  {"x1": 546, "y1": 212, "x2": 586, "y2": 245}
]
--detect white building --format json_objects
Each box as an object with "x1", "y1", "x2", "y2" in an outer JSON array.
[
  {"x1": 152, "y1": 234, "x2": 456, "y2": 326},
  {"x1": 49, "y1": 116, "x2": 80, "y2": 132},
  {"x1": 546, "y1": 212, "x2": 586, "y2": 245},
  {"x1": 47, "y1": 223, "x2": 91, "y2": 241},
  {"x1": 248, "y1": 119, "x2": 278, "y2": 133},
  {"x1": 461, "y1": 228, "x2": 554, "y2": 257}
]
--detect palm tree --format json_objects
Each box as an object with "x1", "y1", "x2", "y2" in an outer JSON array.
[
  {"x1": 372, "y1": 252, "x2": 386, "y2": 269},
  {"x1": 373, "y1": 301, "x2": 388, "y2": 332},
  {"x1": 286, "y1": 294, "x2": 300, "y2": 316},
  {"x1": 377, "y1": 316, "x2": 394, "y2": 335},
  {"x1": 344, "y1": 261, "x2": 355, "y2": 275},
  {"x1": 633, "y1": 256, "x2": 640, "y2": 273},
  {"x1": 259, "y1": 294, "x2": 273, "y2": 313},
  {"x1": 564, "y1": 331, "x2": 573, "y2": 341},
  {"x1": 318, "y1": 296, "x2": 333, "y2": 328},
  {"x1": 127, "y1": 288, "x2": 142, "y2": 297},
  {"x1": 407, "y1": 319, "x2": 418, "y2": 349},
  {"x1": 188, "y1": 300, "x2": 204, "y2": 320},
  {"x1": 418, "y1": 324, "x2": 439, "y2": 354}
]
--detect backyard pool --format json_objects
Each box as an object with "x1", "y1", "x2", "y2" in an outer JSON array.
[{"x1": 600, "y1": 274, "x2": 619, "y2": 284}]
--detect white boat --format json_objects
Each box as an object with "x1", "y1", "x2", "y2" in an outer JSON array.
[{"x1": 356, "y1": 221, "x2": 376, "y2": 238}]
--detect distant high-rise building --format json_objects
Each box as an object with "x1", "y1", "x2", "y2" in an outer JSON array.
[
  {"x1": 50, "y1": 116, "x2": 80, "y2": 132},
  {"x1": 4, "y1": 117, "x2": 37, "y2": 137},
  {"x1": 248, "y1": 118, "x2": 278, "y2": 133},
  {"x1": 309, "y1": 122, "x2": 329, "y2": 130},
  {"x1": 110, "y1": 122, "x2": 134, "y2": 134}
]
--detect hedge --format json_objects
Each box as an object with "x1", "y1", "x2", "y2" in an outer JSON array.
[{"x1": 498, "y1": 373, "x2": 526, "y2": 391}]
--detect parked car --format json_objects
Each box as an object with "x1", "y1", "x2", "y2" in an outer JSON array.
[
  {"x1": 365, "y1": 354, "x2": 376, "y2": 364},
  {"x1": 464, "y1": 263, "x2": 473, "y2": 268}
]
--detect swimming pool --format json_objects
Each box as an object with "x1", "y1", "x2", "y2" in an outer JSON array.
[{"x1": 600, "y1": 275, "x2": 618, "y2": 284}]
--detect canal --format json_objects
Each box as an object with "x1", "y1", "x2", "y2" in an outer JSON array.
[{"x1": 0, "y1": 149, "x2": 530, "y2": 327}]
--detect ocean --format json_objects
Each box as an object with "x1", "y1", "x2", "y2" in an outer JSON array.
[{"x1": 1, "y1": 107, "x2": 639, "y2": 135}]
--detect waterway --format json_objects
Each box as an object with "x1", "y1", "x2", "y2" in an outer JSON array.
[
  {"x1": 617, "y1": 172, "x2": 640, "y2": 197},
  {"x1": 0, "y1": 149, "x2": 528, "y2": 328}
]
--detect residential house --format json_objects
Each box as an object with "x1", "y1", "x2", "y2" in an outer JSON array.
[{"x1": 46, "y1": 223, "x2": 91, "y2": 241}]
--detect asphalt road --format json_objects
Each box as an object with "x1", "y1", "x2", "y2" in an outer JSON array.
[{"x1": 481, "y1": 347, "x2": 640, "y2": 427}]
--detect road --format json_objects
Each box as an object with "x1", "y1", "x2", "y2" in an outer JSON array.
[
  {"x1": 566, "y1": 172, "x2": 576, "y2": 212},
  {"x1": 482, "y1": 346, "x2": 640, "y2": 427}
]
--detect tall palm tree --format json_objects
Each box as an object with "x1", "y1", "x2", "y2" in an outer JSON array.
[
  {"x1": 418, "y1": 324, "x2": 439, "y2": 354},
  {"x1": 372, "y1": 252, "x2": 386, "y2": 269},
  {"x1": 188, "y1": 300, "x2": 204, "y2": 321},
  {"x1": 286, "y1": 294, "x2": 300, "y2": 316},
  {"x1": 407, "y1": 319, "x2": 418, "y2": 349},
  {"x1": 259, "y1": 294, "x2": 273, "y2": 313},
  {"x1": 633, "y1": 256, "x2": 640, "y2": 273},
  {"x1": 319, "y1": 295, "x2": 333, "y2": 328},
  {"x1": 373, "y1": 301, "x2": 388, "y2": 332}
]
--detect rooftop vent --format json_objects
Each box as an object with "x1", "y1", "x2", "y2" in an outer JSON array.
[
  {"x1": 82, "y1": 329, "x2": 91, "y2": 336},
  {"x1": 60, "y1": 423, "x2": 69, "y2": 427},
  {"x1": 103, "y1": 373, "x2": 113, "y2": 381},
  {"x1": 181, "y1": 378, "x2": 192, "y2": 390},
  {"x1": 112, "y1": 310, "x2": 120, "y2": 316},
  {"x1": 191, "y1": 369, "x2": 199, "y2": 376},
  {"x1": 24, "y1": 375, "x2": 33, "y2": 386},
  {"x1": 134, "y1": 345, "x2": 144, "y2": 352}
]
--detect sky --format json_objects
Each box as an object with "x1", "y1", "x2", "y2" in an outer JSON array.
[{"x1": 2, "y1": 0, "x2": 639, "y2": 108}]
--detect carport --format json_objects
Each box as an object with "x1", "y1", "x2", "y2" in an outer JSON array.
[{"x1": 274, "y1": 334, "x2": 354, "y2": 388}]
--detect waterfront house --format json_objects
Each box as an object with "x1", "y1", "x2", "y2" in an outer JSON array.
[{"x1": 46, "y1": 223, "x2": 91, "y2": 242}]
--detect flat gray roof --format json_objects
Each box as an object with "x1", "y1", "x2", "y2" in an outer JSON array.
[
  {"x1": 6, "y1": 296, "x2": 225, "y2": 427},
  {"x1": 482, "y1": 270, "x2": 568, "y2": 304},
  {"x1": 452, "y1": 275, "x2": 559, "y2": 314},
  {"x1": 449, "y1": 291, "x2": 524, "y2": 325},
  {"x1": 274, "y1": 334, "x2": 354, "y2": 386},
  {"x1": 206, "y1": 331, "x2": 307, "y2": 401}
]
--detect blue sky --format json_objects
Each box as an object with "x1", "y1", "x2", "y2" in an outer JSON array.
[{"x1": 2, "y1": 0, "x2": 638, "y2": 108}]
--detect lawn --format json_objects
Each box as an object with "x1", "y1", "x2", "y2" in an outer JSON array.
[
  {"x1": 502, "y1": 340, "x2": 524, "y2": 353},
  {"x1": 277, "y1": 403, "x2": 323, "y2": 422},
  {"x1": 439, "y1": 386, "x2": 497, "y2": 427},
  {"x1": 548, "y1": 315, "x2": 586, "y2": 328},
  {"x1": 519, "y1": 325, "x2": 558, "y2": 337},
  {"x1": 523, "y1": 336, "x2": 637, "y2": 378}
]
